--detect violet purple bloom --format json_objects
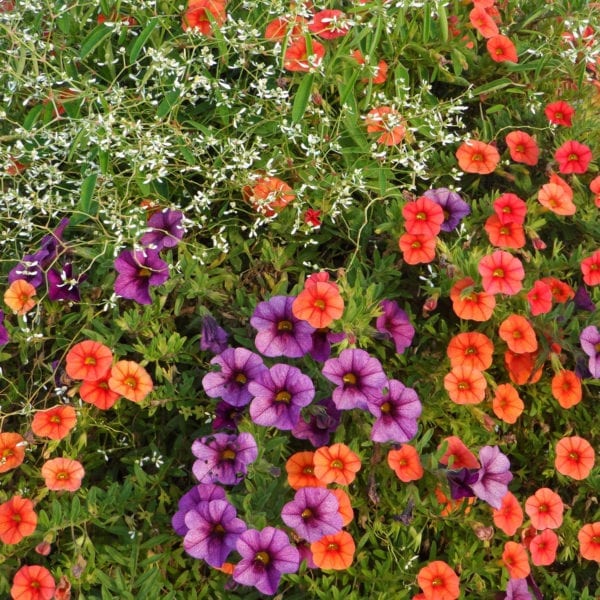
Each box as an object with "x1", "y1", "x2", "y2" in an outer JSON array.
[
  {"x1": 233, "y1": 527, "x2": 300, "y2": 595},
  {"x1": 505, "y1": 578, "x2": 532, "y2": 600},
  {"x1": 202, "y1": 347, "x2": 267, "y2": 407},
  {"x1": 291, "y1": 397, "x2": 341, "y2": 447},
  {"x1": 375, "y1": 300, "x2": 415, "y2": 354},
  {"x1": 250, "y1": 295, "x2": 315, "y2": 358},
  {"x1": 192, "y1": 432, "x2": 258, "y2": 485},
  {"x1": 113, "y1": 248, "x2": 169, "y2": 305},
  {"x1": 183, "y1": 499, "x2": 247, "y2": 567},
  {"x1": 248, "y1": 363, "x2": 315, "y2": 430},
  {"x1": 470, "y1": 445, "x2": 513, "y2": 509},
  {"x1": 47, "y1": 263, "x2": 86, "y2": 302},
  {"x1": 200, "y1": 314, "x2": 229, "y2": 354},
  {"x1": 212, "y1": 400, "x2": 244, "y2": 432},
  {"x1": 309, "y1": 328, "x2": 346, "y2": 362},
  {"x1": 0, "y1": 310, "x2": 8, "y2": 346},
  {"x1": 322, "y1": 348, "x2": 387, "y2": 410},
  {"x1": 140, "y1": 208, "x2": 185, "y2": 250},
  {"x1": 422, "y1": 187, "x2": 471, "y2": 232},
  {"x1": 579, "y1": 325, "x2": 600, "y2": 378},
  {"x1": 281, "y1": 487, "x2": 343, "y2": 542},
  {"x1": 367, "y1": 379, "x2": 422, "y2": 443},
  {"x1": 573, "y1": 286, "x2": 595, "y2": 312},
  {"x1": 172, "y1": 483, "x2": 227, "y2": 536},
  {"x1": 447, "y1": 468, "x2": 479, "y2": 501}
]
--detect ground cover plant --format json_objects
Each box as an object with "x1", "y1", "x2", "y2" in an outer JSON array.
[{"x1": 0, "y1": 0, "x2": 599, "y2": 598}]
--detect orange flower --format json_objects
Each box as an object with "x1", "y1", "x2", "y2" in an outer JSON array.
[
  {"x1": 310, "y1": 530, "x2": 355, "y2": 570},
  {"x1": 10, "y1": 565, "x2": 55, "y2": 600},
  {"x1": 41, "y1": 457, "x2": 85, "y2": 492},
  {"x1": 493, "y1": 192, "x2": 527, "y2": 225},
  {"x1": 525, "y1": 488, "x2": 564, "y2": 530},
  {"x1": 478, "y1": 250, "x2": 524, "y2": 296},
  {"x1": 242, "y1": 176, "x2": 294, "y2": 217},
  {"x1": 450, "y1": 277, "x2": 495, "y2": 321},
  {"x1": 313, "y1": 443, "x2": 361, "y2": 485},
  {"x1": 505, "y1": 130, "x2": 539, "y2": 166},
  {"x1": 108, "y1": 360, "x2": 153, "y2": 403},
  {"x1": 292, "y1": 281, "x2": 344, "y2": 329},
  {"x1": 487, "y1": 34, "x2": 518, "y2": 63},
  {"x1": 398, "y1": 233, "x2": 437, "y2": 265},
  {"x1": 434, "y1": 486, "x2": 475, "y2": 517},
  {"x1": 540, "y1": 276, "x2": 574, "y2": 303},
  {"x1": 351, "y1": 50, "x2": 388, "y2": 84},
  {"x1": 551, "y1": 370, "x2": 582, "y2": 409},
  {"x1": 578, "y1": 522, "x2": 600, "y2": 562},
  {"x1": 403, "y1": 196, "x2": 445, "y2": 238},
  {"x1": 526, "y1": 280, "x2": 553, "y2": 316},
  {"x1": 65, "y1": 340, "x2": 113, "y2": 382},
  {"x1": 530, "y1": 529, "x2": 559, "y2": 566},
  {"x1": 538, "y1": 182, "x2": 576, "y2": 216},
  {"x1": 31, "y1": 405, "x2": 77, "y2": 440},
  {"x1": 416, "y1": 560, "x2": 460, "y2": 600},
  {"x1": 492, "y1": 491, "x2": 523, "y2": 536},
  {"x1": 330, "y1": 488, "x2": 354, "y2": 525},
  {"x1": 264, "y1": 15, "x2": 305, "y2": 41},
  {"x1": 498, "y1": 314, "x2": 537, "y2": 354},
  {"x1": 504, "y1": 350, "x2": 542, "y2": 385},
  {"x1": 387, "y1": 445, "x2": 424, "y2": 482},
  {"x1": 469, "y1": 6, "x2": 499, "y2": 38},
  {"x1": 443, "y1": 366, "x2": 487, "y2": 405},
  {"x1": 4, "y1": 279, "x2": 36, "y2": 315},
  {"x1": 182, "y1": 0, "x2": 227, "y2": 36},
  {"x1": 484, "y1": 214, "x2": 526, "y2": 249},
  {"x1": 0, "y1": 495, "x2": 37, "y2": 544},
  {"x1": 285, "y1": 451, "x2": 327, "y2": 490},
  {"x1": 365, "y1": 106, "x2": 407, "y2": 146},
  {"x1": 283, "y1": 37, "x2": 326, "y2": 72},
  {"x1": 0, "y1": 432, "x2": 26, "y2": 473},
  {"x1": 79, "y1": 375, "x2": 121, "y2": 410},
  {"x1": 446, "y1": 331, "x2": 494, "y2": 371},
  {"x1": 502, "y1": 541, "x2": 530, "y2": 579},
  {"x1": 554, "y1": 436, "x2": 595, "y2": 480},
  {"x1": 492, "y1": 383, "x2": 524, "y2": 424},
  {"x1": 455, "y1": 139, "x2": 500, "y2": 174},
  {"x1": 438, "y1": 436, "x2": 479, "y2": 470}
]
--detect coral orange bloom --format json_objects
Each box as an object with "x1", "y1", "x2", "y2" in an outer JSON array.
[
  {"x1": 285, "y1": 451, "x2": 327, "y2": 490},
  {"x1": 492, "y1": 491, "x2": 523, "y2": 536},
  {"x1": 578, "y1": 522, "x2": 600, "y2": 562},
  {"x1": 539, "y1": 277, "x2": 574, "y2": 303},
  {"x1": 310, "y1": 530, "x2": 355, "y2": 570},
  {"x1": 525, "y1": 488, "x2": 564, "y2": 530},
  {"x1": 590, "y1": 175, "x2": 600, "y2": 207},
  {"x1": 417, "y1": 560, "x2": 460, "y2": 600},
  {"x1": 438, "y1": 436, "x2": 479, "y2": 470},
  {"x1": 351, "y1": 50, "x2": 388, "y2": 84},
  {"x1": 0, "y1": 432, "x2": 26, "y2": 473},
  {"x1": 526, "y1": 280, "x2": 553, "y2": 316},
  {"x1": 493, "y1": 193, "x2": 527, "y2": 225},
  {"x1": 504, "y1": 350, "x2": 542, "y2": 385},
  {"x1": 313, "y1": 443, "x2": 361, "y2": 486},
  {"x1": 443, "y1": 366, "x2": 487, "y2": 405},
  {"x1": 492, "y1": 383, "x2": 524, "y2": 424},
  {"x1": 108, "y1": 360, "x2": 153, "y2": 403},
  {"x1": 434, "y1": 486, "x2": 475, "y2": 517},
  {"x1": 478, "y1": 250, "x2": 524, "y2": 296},
  {"x1": 402, "y1": 197, "x2": 445, "y2": 238},
  {"x1": 41, "y1": 457, "x2": 85, "y2": 492},
  {"x1": 551, "y1": 370, "x2": 582, "y2": 409},
  {"x1": 502, "y1": 541, "x2": 530, "y2": 579},
  {"x1": 530, "y1": 529, "x2": 559, "y2": 566},
  {"x1": 484, "y1": 214, "x2": 526, "y2": 249},
  {"x1": 4, "y1": 279, "x2": 36, "y2": 315},
  {"x1": 498, "y1": 314, "x2": 538, "y2": 354},
  {"x1": 331, "y1": 488, "x2": 354, "y2": 525},
  {"x1": 182, "y1": 0, "x2": 227, "y2": 36},
  {"x1": 398, "y1": 233, "x2": 437, "y2": 265},
  {"x1": 446, "y1": 332, "x2": 494, "y2": 371},
  {"x1": 365, "y1": 106, "x2": 407, "y2": 146},
  {"x1": 65, "y1": 340, "x2": 113, "y2": 382},
  {"x1": 31, "y1": 405, "x2": 77, "y2": 440},
  {"x1": 469, "y1": 6, "x2": 499, "y2": 38},
  {"x1": 450, "y1": 277, "x2": 495, "y2": 321},
  {"x1": 283, "y1": 37, "x2": 326, "y2": 72},
  {"x1": 505, "y1": 130, "x2": 539, "y2": 166},
  {"x1": 581, "y1": 250, "x2": 600, "y2": 286},
  {"x1": 545, "y1": 100, "x2": 574, "y2": 126},
  {"x1": 487, "y1": 34, "x2": 518, "y2": 63},
  {"x1": 10, "y1": 565, "x2": 55, "y2": 600},
  {"x1": 243, "y1": 176, "x2": 294, "y2": 217},
  {"x1": 264, "y1": 15, "x2": 305, "y2": 41},
  {"x1": 308, "y1": 9, "x2": 351, "y2": 39},
  {"x1": 537, "y1": 182, "x2": 576, "y2": 216},
  {"x1": 292, "y1": 281, "x2": 344, "y2": 329},
  {"x1": 79, "y1": 375, "x2": 121, "y2": 410},
  {"x1": 554, "y1": 436, "x2": 595, "y2": 480},
  {"x1": 387, "y1": 445, "x2": 424, "y2": 482},
  {"x1": 455, "y1": 139, "x2": 500, "y2": 174},
  {"x1": 554, "y1": 139, "x2": 593, "y2": 175},
  {"x1": 0, "y1": 495, "x2": 38, "y2": 544}
]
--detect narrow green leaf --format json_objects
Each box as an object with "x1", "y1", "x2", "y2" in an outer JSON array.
[
  {"x1": 291, "y1": 74, "x2": 314, "y2": 124},
  {"x1": 157, "y1": 90, "x2": 180, "y2": 119},
  {"x1": 72, "y1": 173, "x2": 98, "y2": 225},
  {"x1": 128, "y1": 18, "x2": 158, "y2": 63},
  {"x1": 437, "y1": 2, "x2": 448, "y2": 43},
  {"x1": 471, "y1": 77, "x2": 515, "y2": 96},
  {"x1": 79, "y1": 25, "x2": 113, "y2": 59}
]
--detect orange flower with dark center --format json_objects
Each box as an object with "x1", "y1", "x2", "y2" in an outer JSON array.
[
  {"x1": 31, "y1": 405, "x2": 77, "y2": 440},
  {"x1": 498, "y1": 314, "x2": 537, "y2": 354},
  {"x1": 292, "y1": 281, "x2": 344, "y2": 328},
  {"x1": 4, "y1": 279, "x2": 37, "y2": 315},
  {"x1": 313, "y1": 443, "x2": 361, "y2": 485},
  {"x1": 285, "y1": 451, "x2": 326, "y2": 490},
  {"x1": 502, "y1": 541, "x2": 530, "y2": 579},
  {"x1": 365, "y1": 106, "x2": 407, "y2": 146},
  {"x1": 79, "y1": 375, "x2": 121, "y2": 410},
  {"x1": 530, "y1": 529, "x2": 559, "y2": 566},
  {"x1": 41, "y1": 457, "x2": 85, "y2": 492},
  {"x1": 310, "y1": 530, "x2": 355, "y2": 570},
  {"x1": 398, "y1": 233, "x2": 437, "y2": 265},
  {"x1": 417, "y1": 560, "x2": 460, "y2": 600},
  {"x1": 554, "y1": 436, "x2": 595, "y2": 480},
  {"x1": 108, "y1": 360, "x2": 153, "y2": 403},
  {"x1": 443, "y1": 366, "x2": 487, "y2": 405},
  {"x1": 578, "y1": 522, "x2": 600, "y2": 562},
  {"x1": 551, "y1": 370, "x2": 582, "y2": 408},
  {"x1": 0, "y1": 495, "x2": 38, "y2": 544},
  {"x1": 505, "y1": 130, "x2": 539, "y2": 165},
  {"x1": 0, "y1": 432, "x2": 26, "y2": 473},
  {"x1": 387, "y1": 445, "x2": 424, "y2": 482},
  {"x1": 447, "y1": 332, "x2": 494, "y2": 371},
  {"x1": 484, "y1": 214, "x2": 525, "y2": 249},
  {"x1": 10, "y1": 565, "x2": 56, "y2": 600},
  {"x1": 487, "y1": 34, "x2": 518, "y2": 63},
  {"x1": 492, "y1": 491, "x2": 523, "y2": 536},
  {"x1": 450, "y1": 277, "x2": 495, "y2": 321},
  {"x1": 65, "y1": 340, "x2": 113, "y2": 381},
  {"x1": 492, "y1": 383, "x2": 524, "y2": 424},
  {"x1": 525, "y1": 488, "x2": 564, "y2": 530},
  {"x1": 455, "y1": 139, "x2": 500, "y2": 174}
]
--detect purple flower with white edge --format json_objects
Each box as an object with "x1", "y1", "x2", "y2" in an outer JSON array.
[
  {"x1": 580, "y1": 325, "x2": 600, "y2": 378},
  {"x1": 200, "y1": 314, "x2": 229, "y2": 354},
  {"x1": 447, "y1": 468, "x2": 478, "y2": 500},
  {"x1": 250, "y1": 295, "x2": 315, "y2": 358},
  {"x1": 505, "y1": 578, "x2": 532, "y2": 600},
  {"x1": 113, "y1": 248, "x2": 169, "y2": 305},
  {"x1": 233, "y1": 527, "x2": 300, "y2": 595},
  {"x1": 291, "y1": 397, "x2": 341, "y2": 447},
  {"x1": 202, "y1": 347, "x2": 267, "y2": 407},
  {"x1": 375, "y1": 300, "x2": 415, "y2": 354},
  {"x1": 309, "y1": 328, "x2": 346, "y2": 362},
  {"x1": 322, "y1": 348, "x2": 387, "y2": 410},
  {"x1": 172, "y1": 483, "x2": 227, "y2": 536},
  {"x1": 281, "y1": 487, "x2": 343, "y2": 542},
  {"x1": 368, "y1": 379, "x2": 421, "y2": 443},
  {"x1": 183, "y1": 499, "x2": 247, "y2": 567},
  {"x1": 192, "y1": 432, "x2": 258, "y2": 485},
  {"x1": 248, "y1": 364, "x2": 315, "y2": 430},
  {"x1": 140, "y1": 208, "x2": 185, "y2": 250},
  {"x1": 47, "y1": 263, "x2": 86, "y2": 302},
  {"x1": 470, "y1": 445, "x2": 513, "y2": 509},
  {"x1": 423, "y1": 187, "x2": 471, "y2": 232}
]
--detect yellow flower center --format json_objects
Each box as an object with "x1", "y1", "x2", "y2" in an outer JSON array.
[
  {"x1": 301, "y1": 508, "x2": 313, "y2": 520},
  {"x1": 277, "y1": 320, "x2": 293, "y2": 332},
  {"x1": 331, "y1": 459, "x2": 344, "y2": 469},
  {"x1": 124, "y1": 376, "x2": 138, "y2": 389},
  {"x1": 380, "y1": 401, "x2": 392, "y2": 414},
  {"x1": 275, "y1": 391, "x2": 291, "y2": 404},
  {"x1": 138, "y1": 268, "x2": 151, "y2": 277},
  {"x1": 314, "y1": 299, "x2": 326, "y2": 310},
  {"x1": 255, "y1": 551, "x2": 270, "y2": 565},
  {"x1": 234, "y1": 373, "x2": 247, "y2": 384},
  {"x1": 342, "y1": 373, "x2": 357, "y2": 385},
  {"x1": 221, "y1": 448, "x2": 236, "y2": 461}
]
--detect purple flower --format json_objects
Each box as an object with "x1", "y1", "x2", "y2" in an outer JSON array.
[
  {"x1": 140, "y1": 208, "x2": 185, "y2": 250},
  {"x1": 470, "y1": 445, "x2": 513, "y2": 509},
  {"x1": 248, "y1": 364, "x2": 315, "y2": 430},
  {"x1": 202, "y1": 347, "x2": 267, "y2": 407},
  {"x1": 281, "y1": 487, "x2": 343, "y2": 542},
  {"x1": 233, "y1": 527, "x2": 300, "y2": 595},
  {"x1": 505, "y1": 578, "x2": 532, "y2": 600},
  {"x1": 183, "y1": 499, "x2": 247, "y2": 567},
  {"x1": 580, "y1": 325, "x2": 600, "y2": 378},
  {"x1": 192, "y1": 432, "x2": 258, "y2": 485},
  {"x1": 309, "y1": 328, "x2": 346, "y2": 362},
  {"x1": 172, "y1": 483, "x2": 227, "y2": 536},
  {"x1": 573, "y1": 286, "x2": 596, "y2": 312},
  {"x1": 423, "y1": 187, "x2": 470, "y2": 232},
  {"x1": 0, "y1": 310, "x2": 8, "y2": 346},
  {"x1": 322, "y1": 348, "x2": 387, "y2": 410},
  {"x1": 200, "y1": 314, "x2": 229, "y2": 354},
  {"x1": 291, "y1": 397, "x2": 341, "y2": 447},
  {"x1": 446, "y1": 468, "x2": 478, "y2": 500},
  {"x1": 376, "y1": 300, "x2": 415, "y2": 354},
  {"x1": 47, "y1": 263, "x2": 86, "y2": 302},
  {"x1": 250, "y1": 296, "x2": 315, "y2": 358},
  {"x1": 368, "y1": 379, "x2": 421, "y2": 443},
  {"x1": 212, "y1": 400, "x2": 244, "y2": 432},
  {"x1": 113, "y1": 248, "x2": 169, "y2": 305}
]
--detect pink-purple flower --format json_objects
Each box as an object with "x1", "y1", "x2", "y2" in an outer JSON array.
[
  {"x1": 140, "y1": 208, "x2": 185, "y2": 250},
  {"x1": 470, "y1": 445, "x2": 513, "y2": 509},
  {"x1": 291, "y1": 397, "x2": 341, "y2": 447},
  {"x1": 423, "y1": 187, "x2": 471, "y2": 232},
  {"x1": 172, "y1": 483, "x2": 227, "y2": 536},
  {"x1": 579, "y1": 325, "x2": 600, "y2": 378},
  {"x1": 0, "y1": 310, "x2": 8, "y2": 346},
  {"x1": 375, "y1": 300, "x2": 415, "y2": 354},
  {"x1": 113, "y1": 248, "x2": 169, "y2": 305}
]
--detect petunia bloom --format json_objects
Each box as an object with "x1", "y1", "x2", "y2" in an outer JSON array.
[
  {"x1": 493, "y1": 193, "x2": 527, "y2": 225},
  {"x1": 310, "y1": 531, "x2": 355, "y2": 570},
  {"x1": 492, "y1": 383, "x2": 524, "y2": 424},
  {"x1": 438, "y1": 436, "x2": 480, "y2": 470},
  {"x1": 580, "y1": 325, "x2": 600, "y2": 377},
  {"x1": 313, "y1": 443, "x2": 361, "y2": 486},
  {"x1": 422, "y1": 187, "x2": 471, "y2": 232},
  {"x1": 182, "y1": 0, "x2": 227, "y2": 35},
  {"x1": 471, "y1": 445, "x2": 513, "y2": 509},
  {"x1": 526, "y1": 280, "x2": 553, "y2": 316},
  {"x1": 581, "y1": 250, "x2": 600, "y2": 287},
  {"x1": 484, "y1": 214, "x2": 526, "y2": 249},
  {"x1": 0, "y1": 495, "x2": 38, "y2": 544},
  {"x1": 530, "y1": 529, "x2": 559, "y2": 566},
  {"x1": 4, "y1": 279, "x2": 37, "y2": 315},
  {"x1": 41, "y1": 457, "x2": 85, "y2": 492},
  {"x1": 31, "y1": 405, "x2": 77, "y2": 440},
  {"x1": 292, "y1": 282, "x2": 344, "y2": 330},
  {"x1": 140, "y1": 208, "x2": 185, "y2": 250},
  {"x1": 487, "y1": 34, "x2": 518, "y2": 63},
  {"x1": 398, "y1": 233, "x2": 437, "y2": 265},
  {"x1": 554, "y1": 139, "x2": 593, "y2": 174},
  {"x1": 469, "y1": 6, "x2": 499, "y2": 38},
  {"x1": 375, "y1": 300, "x2": 415, "y2": 354},
  {"x1": 525, "y1": 488, "x2": 564, "y2": 530},
  {"x1": 171, "y1": 482, "x2": 227, "y2": 536},
  {"x1": 537, "y1": 182, "x2": 576, "y2": 216},
  {"x1": 492, "y1": 491, "x2": 524, "y2": 536},
  {"x1": 478, "y1": 250, "x2": 524, "y2": 295},
  {"x1": 545, "y1": 100, "x2": 574, "y2": 126},
  {"x1": 578, "y1": 522, "x2": 600, "y2": 562},
  {"x1": 554, "y1": 436, "x2": 595, "y2": 480},
  {"x1": 502, "y1": 541, "x2": 530, "y2": 579},
  {"x1": 505, "y1": 577, "x2": 532, "y2": 600},
  {"x1": 0, "y1": 432, "x2": 26, "y2": 473},
  {"x1": 65, "y1": 339, "x2": 113, "y2": 382},
  {"x1": 10, "y1": 565, "x2": 55, "y2": 600},
  {"x1": 243, "y1": 176, "x2": 295, "y2": 217},
  {"x1": 291, "y1": 397, "x2": 341, "y2": 447},
  {"x1": 417, "y1": 560, "x2": 460, "y2": 600},
  {"x1": 505, "y1": 130, "x2": 539, "y2": 166},
  {"x1": 387, "y1": 444, "x2": 424, "y2": 482},
  {"x1": 365, "y1": 106, "x2": 407, "y2": 146},
  {"x1": 285, "y1": 450, "x2": 327, "y2": 490},
  {"x1": 200, "y1": 314, "x2": 229, "y2": 354},
  {"x1": 455, "y1": 139, "x2": 500, "y2": 174},
  {"x1": 113, "y1": 248, "x2": 169, "y2": 305},
  {"x1": 108, "y1": 360, "x2": 153, "y2": 403}
]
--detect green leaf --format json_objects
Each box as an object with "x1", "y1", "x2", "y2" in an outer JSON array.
[
  {"x1": 471, "y1": 77, "x2": 516, "y2": 96},
  {"x1": 128, "y1": 18, "x2": 159, "y2": 63},
  {"x1": 157, "y1": 90, "x2": 180, "y2": 119},
  {"x1": 72, "y1": 173, "x2": 98, "y2": 225},
  {"x1": 79, "y1": 25, "x2": 113, "y2": 59},
  {"x1": 291, "y1": 74, "x2": 314, "y2": 124}
]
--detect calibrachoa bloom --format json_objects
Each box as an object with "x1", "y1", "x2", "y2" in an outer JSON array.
[
  {"x1": 502, "y1": 541, "x2": 530, "y2": 579},
  {"x1": 4, "y1": 279, "x2": 37, "y2": 315},
  {"x1": 113, "y1": 248, "x2": 169, "y2": 305},
  {"x1": 492, "y1": 383, "x2": 525, "y2": 424},
  {"x1": 541, "y1": 275, "x2": 574, "y2": 302},
  {"x1": 498, "y1": 314, "x2": 538, "y2": 354},
  {"x1": 0, "y1": 495, "x2": 37, "y2": 544},
  {"x1": 422, "y1": 187, "x2": 471, "y2": 232},
  {"x1": 171, "y1": 483, "x2": 227, "y2": 536},
  {"x1": 471, "y1": 445, "x2": 513, "y2": 509},
  {"x1": 10, "y1": 565, "x2": 55, "y2": 600},
  {"x1": 469, "y1": 5, "x2": 499, "y2": 38},
  {"x1": 140, "y1": 208, "x2": 185, "y2": 250},
  {"x1": 505, "y1": 349, "x2": 542, "y2": 385},
  {"x1": 31, "y1": 405, "x2": 77, "y2": 440},
  {"x1": 398, "y1": 232, "x2": 437, "y2": 265},
  {"x1": 41, "y1": 457, "x2": 85, "y2": 492},
  {"x1": 493, "y1": 193, "x2": 527, "y2": 225},
  {"x1": 65, "y1": 339, "x2": 113, "y2": 381},
  {"x1": 484, "y1": 214, "x2": 526, "y2": 249},
  {"x1": 291, "y1": 397, "x2": 341, "y2": 447},
  {"x1": 375, "y1": 300, "x2": 415, "y2": 354},
  {"x1": 308, "y1": 9, "x2": 351, "y2": 39},
  {"x1": 443, "y1": 365, "x2": 487, "y2": 405},
  {"x1": 492, "y1": 491, "x2": 524, "y2": 536},
  {"x1": 438, "y1": 436, "x2": 480, "y2": 470},
  {"x1": 79, "y1": 374, "x2": 121, "y2": 410},
  {"x1": 416, "y1": 560, "x2": 460, "y2": 600},
  {"x1": 450, "y1": 277, "x2": 496, "y2": 321},
  {"x1": 351, "y1": 49, "x2": 388, "y2": 84},
  {"x1": 447, "y1": 332, "x2": 494, "y2": 371},
  {"x1": 182, "y1": 0, "x2": 227, "y2": 35},
  {"x1": 537, "y1": 181, "x2": 576, "y2": 215},
  {"x1": 526, "y1": 280, "x2": 553, "y2": 316},
  {"x1": 200, "y1": 314, "x2": 229, "y2": 354},
  {"x1": 313, "y1": 443, "x2": 361, "y2": 485},
  {"x1": 530, "y1": 529, "x2": 559, "y2": 566},
  {"x1": 264, "y1": 15, "x2": 305, "y2": 41},
  {"x1": 283, "y1": 37, "x2": 325, "y2": 72},
  {"x1": 554, "y1": 436, "x2": 595, "y2": 480},
  {"x1": 108, "y1": 360, "x2": 153, "y2": 403},
  {"x1": 285, "y1": 450, "x2": 327, "y2": 490},
  {"x1": 581, "y1": 249, "x2": 600, "y2": 286},
  {"x1": 365, "y1": 106, "x2": 407, "y2": 146},
  {"x1": 455, "y1": 139, "x2": 500, "y2": 174},
  {"x1": 578, "y1": 522, "x2": 600, "y2": 562},
  {"x1": 387, "y1": 444, "x2": 424, "y2": 482},
  {"x1": 310, "y1": 531, "x2": 355, "y2": 570},
  {"x1": 545, "y1": 100, "x2": 575, "y2": 126},
  {"x1": 403, "y1": 196, "x2": 445, "y2": 238},
  {"x1": 478, "y1": 250, "x2": 525, "y2": 295},
  {"x1": 525, "y1": 488, "x2": 564, "y2": 530},
  {"x1": 554, "y1": 139, "x2": 593, "y2": 174},
  {"x1": 192, "y1": 432, "x2": 258, "y2": 485},
  {"x1": 579, "y1": 325, "x2": 600, "y2": 377},
  {"x1": 292, "y1": 282, "x2": 344, "y2": 330},
  {"x1": 487, "y1": 34, "x2": 518, "y2": 63},
  {"x1": 551, "y1": 370, "x2": 582, "y2": 408},
  {"x1": 233, "y1": 527, "x2": 299, "y2": 595},
  {"x1": 243, "y1": 176, "x2": 295, "y2": 217},
  {"x1": 505, "y1": 130, "x2": 539, "y2": 165},
  {"x1": 0, "y1": 432, "x2": 26, "y2": 473}
]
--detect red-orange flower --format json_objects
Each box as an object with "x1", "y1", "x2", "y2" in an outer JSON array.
[
  {"x1": 446, "y1": 332, "x2": 494, "y2": 371},
  {"x1": 438, "y1": 436, "x2": 479, "y2": 470},
  {"x1": 537, "y1": 182, "x2": 576, "y2": 216},
  {"x1": 351, "y1": 50, "x2": 388, "y2": 84},
  {"x1": 578, "y1": 522, "x2": 600, "y2": 562},
  {"x1": 455, "y1": 139, "x2": 500, "y2": 174},
  {"x1": 0, "y1": 432, "x2": 26, "y2": 473},
  {"x1": 313, "y1": 443, "x2": 361, "y2": 485},
  {"x1": 498, "y1": 314, "x2": 538, "y2": 354},
  {"x1": 4, "y1": 279, "x2": 36, "y2": 315},
  {"x1": 365, "y1": 106, "x2": 407, "y2": 146},
  {"x1": 478, "y1": 250, "x2": 524, "y2": 296},
  {"x1": 292, "y1": 281, "x2": 344, "y2": 329},
  {"x1": 403, "y1": 196, "x2": 445, "y2": 238},
  {"x1": 504, "y1": 350, "x2": 542, "y2": 385},
  {"x1": 242, "y1": 176, "x2": 294, "y2": 217},
  {"x1": 590, "y1": 175, "x2": 600, "y2": 208},
  {"x1": 10, "y1": 565, "x2": 55, "y2": 600},
  {"x1": 310, "y1": 531, "x2": 355, "y2": 570},
  {"x1": 526, "y1": 280, "x2": 553, "y2": 316},
  {"x1": 530, "y1": 529, "x2": 559, "y2": 566},
  {"x1": 469, "y1": 6, "x2": 499, "y2": 38},
  {"x1": 387, "y1": 445, "x2": 424, "y2": 482},
  {"x1": 551, "y1": 370, "x2": 582, "y2": 409},
  {"x1": 493, "y1": 193, "x2": 527, "y2": 225},
  {"x1": 416, "y1": 560, "x2": 460, "y2": 600},
  {"x1": 492, "y1": 491, "x2": 523, "y2": 536},
  {"x1": 525, "y1": 488, "x2": 564, "y2": 530},
  {"x1": 283, "y1": 37, "x2": 326, "y2": 72},
  {"x1": 487, "y1": 35, "x2": 518, "y2": 63},
  {"x1": 182, "y1": 0, "x2": 227, "y2": 36},
  {"x1": 330, "y1": 488, "x2": 354, "y2": 525},
  {"x1": 264, "y1": 15, "x2": 305, "y2": 41},
  {"x1": 554, "y1": 436, "x2": 595, "y2": 480},
  {"x1": 79, "y1": 375, "x2": 121, "y2": 410},
  {"x1": 581, "y1": 249, "x2": 600, "y2": 286},
  {"x1": 554, "y1": 139, "x2": 592, "y2": 174},
  {"x1": 450, "y1": 277, "x2": 495, "y2": 321},
  {"x1": 505, "y1": 130, "x2": 539, "y2": 165},
  {"x1": 539, "y1": 277, "x2": 574, "y2": 303},
  {"x1": 434, "y1": 486, "x2": 475, "y2": 516},
  {"x1": 41, "y1": 457, "x2": 85, "y2": 492},
  {"x1": 285, "y1": 451, "x2": 327, "y2": 490},
  {"x1": 502, "y1": 541, "x2": 530, "y2": 579},
  {"x1": 484, "y1": 214, "x2": 526, "y2": 249},
  {"x1": 545, "y1": 100, "x2": 574, "y2": 126},
  {"x1": 492, "y1": 383, "x2": 524, "y2": 424},
  {"x1": 308, "y1": 9, "x2": 351, "y2": 39},
  {"x1": 108, "y1": 360, "x2": 153, "y2": 403},
  {"x1": 443, "y1": 366, "x2": 487, "y2": 405},
  {"x1": 398, "y1": 233, "x2": 437, "y2": 265},
  {"x1": 65, "y1": 340, "x2": 113, "y2": 382},
  {"x1": 31, "y1": 405, "x2": 77, "y2": 440},
  {"x1": 0, "y1": 496, "x2": 37, "y2": 544}
]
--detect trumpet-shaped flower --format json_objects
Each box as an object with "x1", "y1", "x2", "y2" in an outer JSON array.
[
  {"x1": 310, "y1": 531, "x2": 355, "y2": 570},
  {"x1": 113, "y1": 248, "x2": 169, "y2": 305},
  {"x1": 478, "y1": 250, "x2": 524, "y2": 295},
  {"x1": 10, "y1": 565, "x2": 55, "y2": 600},
  {"x1": 41, "y1": 457, "x2": 85, "y2": 492},
  {"x1": 0, "y1": 496, "x2": 38, "y2": 545},
  {"x1": 375, "y1": 300, "x2": 415, "y2": 354},
  {"x1": 471, "y1": 445, "x2": 513, "y2": 509},
  {"x1": 455, "y1": 140, "x2": 500, "y2": 174}
]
